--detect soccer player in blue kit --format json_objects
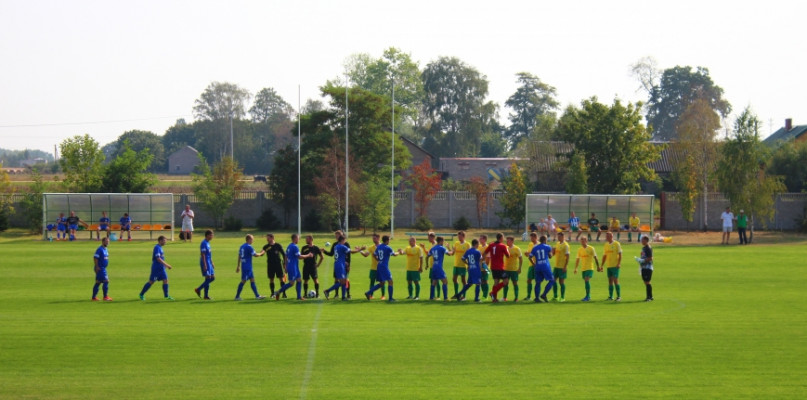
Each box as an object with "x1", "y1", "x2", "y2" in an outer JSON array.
[
  {"x1": 138, "y1": 236, "x2": 174, "y2": 300},
  {"x1": 529, "y1": 235, "x2": 555, "y2": 302},
  {"x1": 119, "y1": 212, "x2": 132, "y2": 241},
  {"x1": 365, "y1": 235, "x2": 398, "y2": 302},
  {"x1": 91, "y1": 237, "x2": 111, "y2": 301},
  {"x1": 194, "y1": 230, "x2": 215, "y2": 300},
  {"x1": 452, "y1": 239, "x2": 484, "y2": 302},
  {"x1": 235, "y1": 234, "x2": 266, "y2": 301},
  {"x1": 324, "y1": 235, "x2": 363, "y2": 300},
  {"x1": 272, "y1": 233, "x2": 312, "y2": 300},
  {"x1": 427, "y1": 236, "x2": 453, "y2": 301}
]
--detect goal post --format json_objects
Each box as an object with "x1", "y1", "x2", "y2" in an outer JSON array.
[
  {"x1": 525, "y1": 194, "x2": 654, "y2": 237},
  {"x1": 42, "y1": 193, "x2": 174, "y2": 241}
]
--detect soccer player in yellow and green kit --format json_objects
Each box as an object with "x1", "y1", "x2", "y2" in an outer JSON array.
[
  {"x1": 524, "y1": 232, "x2": 539, "y2": 300},
  {"x1": 601, "y1": 231, "x2": 623, "y2": 301},
  {"x1": 452, "y1": 231, "x2": 472, "y2": 298},
  {"x1": 573, "y1": 236, "x2": 599, "y2": 301},
  {"x1": 628, "y1": 212, "x2": 640, "y2": 242},
  {"x1": 502, "y1": 236, "x2": 522, "y2": 301},
  {"x1": 551, "y1": 232, "x2": 571, "y2": 302},
  {"x1": 477, "y1": 234, "x2": 490, "y2": 298},
  {"x1": 400, "y1": 237, "x2": 424, "y2": 300}
]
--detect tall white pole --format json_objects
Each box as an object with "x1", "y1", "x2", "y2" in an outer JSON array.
[
  {"x1": 345, "y1": 78, "x2": 349, "y2": 238},
  {"x1": 297, "y1": 85, "x2": 301, "y2": 237},
  {"x1": 390, "y1": 75, "x2": 395, "y2": 239},
  {"x1": 229, "y1": 113, "x2": 234, "y2": 160}
]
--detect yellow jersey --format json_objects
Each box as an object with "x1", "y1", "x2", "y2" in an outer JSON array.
[
  {"x1": 422, "y1": 241, "x2": 436, "y2": 268},
  {"x1": 577, "y1": 246, "x2": 597, "y2": 271},
  {"x1": 404, "y1": 245, "x2": 424, "y2": 271},
  {"x1": 603, "y1": 240, "x2": 622, "y2": 268},
  {"x1": 505, "y1": 245, "x2": 522, "y2": 271},
  {"x1": 476, "y1": 243, "x2": 489, "y2": 266},
  {"x1": 609, "y1": 219, "x2": 621, "y2": 231},
  {"x1": 553, "y1": 241, "x2": 570, "y2": 268},
  {"x1": 453, "y1": 241, "x2": 472, "y2": 268},
  {"x1": 629, "y1": 216, "x2": 640, "y2": 228},
  {"x1": 367, "y1": 244, "x2": 378, "y2": 270}
]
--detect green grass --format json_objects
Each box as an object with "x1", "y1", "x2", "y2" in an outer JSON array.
[{"x1": 1, "y1": 231, "x2": 805, "y2": 399}]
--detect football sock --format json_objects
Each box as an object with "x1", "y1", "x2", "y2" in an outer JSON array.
[
  {"x1": 270, "y1": 282, "x2": 276, "y2": 294},
  {"x1": 503, "y1": 285, "x2": 509, "y2": 298},
  {"x1": 102, "y1": 282, "x2": 109, "y2": 297},
  {"x1": 474, "y1": 285, "x2": 481, "y2": 301},
  {"x1": 616, "y1": 284, "x2": 621, "y2": 297},
  {"x1": 279, "y1": 282, "x2": 293, "y2": 294},
  {"x1": 454, "y1": 282, "x2": 459, "y2": 295},
  {"x1": 415, "y1": 282, "x2": 420, "y2": 298},
  {"x1": 585, "y1": 280, "x2": 591, "y2": 296},
  {"x1": 250, "y1": 282, "x2": 259, "y2": 297},
  {"x1": 526, "y1": 282, "x2": 533, "y2": 298},
  {"x1": 514, "y1": 284, "x2": 519, "y2": 299},
  {"x1": 369, "y1": 283, "x2": 382, "y2": 294},
  {"x1": 236, "y1": 282, "x2": 245, "y2": 298},
  {"x1": 481, "y1": 282, "x2": 489, "y2": 298},
  {"x1": 162, "y1": 283, "x2": 169, "y2": 297},
  {"x1": 315, "y1": 283, "x2": 320, "y2": 296},
  {"x1": 296, "y1": 281, "x2": 302, "y2": 298},
  {"x1": 346, "y1": 279, "x2": 351, "y2": 297},
  {"x1": 304, "y1": 283, "x2": 309, "y2": 293},
  {"x1": 388, "y1": 285, "x2": 394, "y2": 299},
  {"x1": 92, "y1": 283, "x2": 100, "y2": 298},
  {"x1": 326, "y1": 282, "x2": 340, "y2": 292},
  {"x1": 628, "y1": 232, "x2": 632, "y2": 241},
  {"x1": 553, "y1": 283, "x2": 559, "y2": 298},
  {"x1": 430, "y1": 285, "x2": 435, "y2": 299},
  {"x1": 341, "y1": 283, "x2": 347, "y2": 299},
  {"x1": 609, "y1": 285, "x2": 614, "y2": 298},
  {"x1": 534, "y1": 283, "x2": 541, "y2": 299},
  {"x1": 140, "y1": 282, "x2": 152, "y2": 296},
  {"x1": 646, "y1": 284, "x2": 652, "y2": 298},
  {"x1": 458, "y1": 283, "x2": 471, "y2": 297},
  {"x1": 561, "y1": 283, "x2": 566, "y2": 298},
  {"x1": 442, "y1": 283, "x2": 448, "y2": 299},
  {"x1": 542, "y1": 281, "x2": 554, "y2": 297},
  {"x1": 381, "y1": 284, "x2": 385, "y2": 297},
  {"x1": 408, "y1": 283, "x2": 413, "y2": 297}
]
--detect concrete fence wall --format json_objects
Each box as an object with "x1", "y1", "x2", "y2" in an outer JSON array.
[{"x1": 660, "y1": 192, "x2": 807, "y2": 231}]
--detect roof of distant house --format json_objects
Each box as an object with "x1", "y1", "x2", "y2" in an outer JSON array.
[{"x1": 763, "y1": 124, "x2": 807, "y2": 146}]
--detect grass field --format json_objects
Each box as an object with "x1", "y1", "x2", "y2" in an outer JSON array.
[{"x1": 1, "y1": 230, "x2": 805, "y2": 399}]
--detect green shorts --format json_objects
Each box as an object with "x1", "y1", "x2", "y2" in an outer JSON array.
[
  {"x1": 590, "y1": 226, "x2": 599, "y2": 232},
  {"x1": 481, "y1": 266, "x2": 489, "y2": 282},
  {"x1": 607, "y1": 267, "x2": 620, "y2": 278},
  {"x1": 582, "y1": 270, "x2": 594, "y2": 279},
  {"x1": 369, "y1": 269, "x2": 377, "y2": 282},
  {"x1": 406, "y1": 270, "x2": 421, "y2": 281},
  {"x1": 453, "y1": 267, "x2": 467, "y2": 277},
  {"x1": 506, "y1": 270, "x2": 519, "y2": 282},
  {"x1": 553, "y1": 268, "x2": 567, "y2": 280},
  {"x1": 571, "y1": 226, "x2": 579, "y2": 232},
  {"x1": 527, "y1": 266, "x2": 535, "y2": 280}
]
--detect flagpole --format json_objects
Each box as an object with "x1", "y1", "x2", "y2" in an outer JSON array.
[
  {"x1": 345, "y1": 77, "x2": 349, "y2": 238},
  {"x1": 390, "y1": 75, "x2": 395, "y2": 239},
  {"x1": 297, "y1": 84, "x2": 301, "y2": 237}
]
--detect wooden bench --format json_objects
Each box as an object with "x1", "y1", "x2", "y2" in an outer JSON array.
[
  {"x1": 82, "y1": 223, "x2": 173, "y2": 240},
  {"x1": 403, "y1": 232, "x2": 457, "y2": 241}
]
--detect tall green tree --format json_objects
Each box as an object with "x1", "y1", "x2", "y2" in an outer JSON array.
[
  {"x1": 565, "y1": 152, "x2": 588, "y2": 194},
  {"x1": 671, "y1": 98, "x2": 721, "y2": 229},
  {"x1": 269, "y1": 144, "x2": 301, "y2": 228},
  {"x1": 505, "y1": 72, "x2": 559, "y2": 150},
  {"x1": 358, "y1": 168, "x2": 397, "y2": 234},
  {"x1": 193, "y1": 82, "x2": 251, "y2": 160},
  {"x1": 19, "y1": 167, "x2": 45, "y2": 233},
  {"x1": 113, "y1": 130, "x2": 165, "y2": 172},
  {"x1": 192, "y1": 155, "x2": 245, "y2": 228},
  {"x1": 644, "y1": 65, "x2": 731, "y2": 141},
  {"x1": 554, "y1": 97, "x2": 661, "y2": 194},
  {"x1": 0, "y1": 164, "x2": 13, "y2": 232},
  {"x1": 421, "y1": 56, "x2": 492, "y2": 157},
  {"x1": 716, "y1": 108, "x2": 786, "y2": 240},
  {"x1": 162, "y1": 119, "x2": 196, "y2": 155},
  {"x1": 100, "y1": 141, "x2": 156, "y2": 193},
  {"x1": 406, "y1": 159, "x2": 442, "y2": 218},
  {"x1": 59, "y1": 134, "x2": 105, "y2": 193},
  {"x1": 497, "y1": 163, "x2": 529, "y2": 229},
  {"x1": 768, "y1": 139, "x2": 807, "y2": 193}
]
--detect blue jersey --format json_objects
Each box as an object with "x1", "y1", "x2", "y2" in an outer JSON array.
[
  {"x1": 429, "y1": 245, "x2": 447, "y2": 270},
  {"x1": 374, "y1": 244, "x2": 395, "y2": 269},
  {"x1": 99, "y1": 216, "x2": 110, "y2": 226},
  {"x1": 569, "y1": 216, "x2": 580, "y2": 228},
  {"x1": 152, "y1": 244, "x2": 165, "y2": 269},
  {"x1": 239, "y1": 243, "x2": 256, "y2": 270},
  {"x1": 530, "y1": 243, "x2": 553, "y2": 267},
  {"x1": 286, "y1": 243, "x2": 301, "y2": 271},
  {"x1": 200, "y1": 239, "x2": 213, "y2": 275},
  {"x1": 462, "y1": 248, "x2": 482, "y2": 271},
  {"x1": 120, "y1": 216, "x2": 131, "y2": 227},
  {"x1": 94, "y1": 245, "x2": 109, "y2": 269},
  {"x1": 334, "y1": 243, "x2": 349, "y2": 268}
]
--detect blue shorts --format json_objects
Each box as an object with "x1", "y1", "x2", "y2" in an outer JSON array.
[
  {"x1": 287, "y1": 266, "x2": 301, "y2": 281},
  {"x1": 69, "y1": 224, "x2": 78, "y2": 231},
  {"x1": 376, "y1": 266, "x2": 392, "y2": 282},
  {"x1": 431, "y1": 266, "x2": 447, "y2": 281},
  {"x1": 95, "y1": 269, "x2": 108, "y2": 282},
  {"x1": 150, "y1": 266, "x2": 168, "y2": 282},
  {"x1": 200, "y1": 262, "x2": 214, "y2": 277},
  {"x1": 121, "y1": 225, "x2": 131, "y2": 231},
  {"x1": 534, "y1": 264, "x2": 554, "y2": 282},
  {"x1": 333, "y1": 264, "x2": 346, "y2": 280},
  {"x1": 240, "y1": 267, "x2": 254, "y2": 281},
  {"x1": 99, "y1": 225, "x2": 109, "y2": 231},
  {"x1": 468, "y1": 267, "x2": 482, "y2": 285},
  {"x1": 57, "y1": 225, "x2": 66, "y2": 232}
]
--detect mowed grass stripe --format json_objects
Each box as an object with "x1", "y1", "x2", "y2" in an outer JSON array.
[{"x1": 1, "y1": 234, "x2": 805, "y2": 399}]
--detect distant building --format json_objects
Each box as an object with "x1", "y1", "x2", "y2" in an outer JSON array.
[
  {"x1": 763, "y1": 118, "x2": 807, "y2": 147},
  {"x1": 400, "y1": 136, "x2": 436, "y2": 170},
  {"x1": 167, "y1": 146, "x2": 200, "y2": 175},
  {"x1": 440, "y1": 157, "x2": 526, "y2": 184}
]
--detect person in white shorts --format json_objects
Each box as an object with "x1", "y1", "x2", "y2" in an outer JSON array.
[
  {"x1": 720, "y1": 207, "x2": 734, "y2": 245},
  {"x1": 181, "y1": 204, "x2": 195, "y2": 242}
]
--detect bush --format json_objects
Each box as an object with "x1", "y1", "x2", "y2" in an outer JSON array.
[
  {"x1": 797, "y1": 207, "x2": 807, "y2": 233},
  {"x1": 0, "y1": 207, "x2": 9, "y2": 232},
  {"x1": 256, "y1": 208, "x2": 281, "y2": 230},
  {"x1": 303, "y1": 209, "x2": 323, "y2": 231},
  {"x1": 453, "y1": 216, "x2": 471, "y2": 231},
  {"x1": 222, "y1": 216, "x2": 243, "y2": 231},
  {"x1": 413, "y1": 216, "x2": 433, "y2": 231}
]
